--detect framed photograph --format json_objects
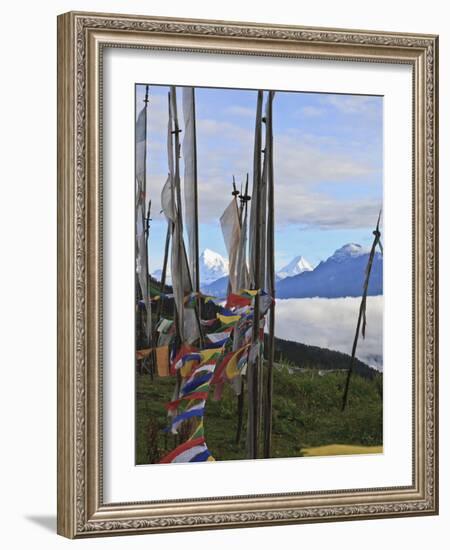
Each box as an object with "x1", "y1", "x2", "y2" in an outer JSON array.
[{"x1": 57, "y1": 11, "x2": 439, "y2": 538}]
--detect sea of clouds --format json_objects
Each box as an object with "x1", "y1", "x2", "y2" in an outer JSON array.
[{"x1": 275, "y1": 296, "x2": 383, "y2": 370}]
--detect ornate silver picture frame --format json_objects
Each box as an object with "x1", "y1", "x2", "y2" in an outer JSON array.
[{"x1": 57, "y1": 11, "x2": 438, "y2": 538}]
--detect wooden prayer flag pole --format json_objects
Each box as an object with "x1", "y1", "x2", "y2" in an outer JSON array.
[
  {"x1": 141, "y1": 85, "x2": 155, "y2": 376},
  {"x1": 263, "y1": 91, "x2": 275, "y2": 458},
  {"x1": 247, "y1": 90, "x2": 264, "y2": 459},
  {"x1": 341, "y1": 210, "x2": 383, "y2": 411},
  {"x1": 235, "y1": 174, "x2": 250, "y2": 446}
]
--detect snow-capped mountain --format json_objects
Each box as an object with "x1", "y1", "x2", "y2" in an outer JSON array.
[
  {"x1": 329, "y1": 243, "x2": 370, "y2": 263},
  {"x1": 152, "y1": 249, "x2": 228, "y2": 288},
  {"x1": 276, "y1": 243, "x2": 382, "y2": 299},
  {"x1": 199, "y1": 249, "x2": 229, "y2": 285},
  {"x1": 277, "y1": 255, "x2": 313, "y2": 280},
  {"x1": 152, "y1": 243, "x2": 382, "y2": 299}
]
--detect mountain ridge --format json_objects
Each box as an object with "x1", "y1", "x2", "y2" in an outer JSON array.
[
  {"x1": 200, "y1": 243, "x2": 382, "y2": 298},
  {"x1": 276, "y1": 243, "x2": 382, "y2": 299}
]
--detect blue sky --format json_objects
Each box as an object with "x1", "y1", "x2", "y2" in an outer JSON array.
[{"x1": 136, "y1": 84, "x2": 382, "y2": 272}]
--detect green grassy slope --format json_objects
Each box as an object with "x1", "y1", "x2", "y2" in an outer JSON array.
[{"x1": 136, "y1": 364, "x2": 382, "y2": 464}]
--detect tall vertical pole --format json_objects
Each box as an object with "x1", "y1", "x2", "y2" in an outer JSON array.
[
  {"x1": 145, "y1": 198, "x2": 156, "y2": 378},
  {"x1": 248, "y1": 90, "x2": 263, "y2": 459},
  {"x1": 168, "y1": 90, "x2": 182, "y2": 350},
  {"x1": 191, "y1": 89, "x2": 201, "y2": 298},
  {"x1": 141, "y1": 85, "x2": 155, "y2": 375},
  {"x1": 263, "y1": 91, "x2": 275, "y2": 458},
  {"x1": 235, "y1": 174, "x2": 250, "y2": 445},
  {"x1": 170, "y1": 87, "x2": 183, "y2": 230},
  {"x1": 341, "y1": 211, "x2": 382, "y2": 411},
  {"x1": 142, "y1": 85, "x2": 150, "y2": 306}
]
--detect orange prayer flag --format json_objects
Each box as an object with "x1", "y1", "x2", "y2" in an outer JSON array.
[{"x1": 156, "y1": 346, "x2": 170, "y2": 377}]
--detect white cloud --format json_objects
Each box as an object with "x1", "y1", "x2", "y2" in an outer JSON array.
[
  {"x1": 225, "y1": 105, "x2": 255, "y2": 118},
  {"x1": 141, "y1": 88, "x2": 382, "y2": 229},
  {"x1": 197, "y1": 118, "x2": 253, "y2": 146},
  {"x1": 275, "y1": 132, "x2": 374, "y2": 184},
  {"x1": 273, "y1": 186, "x2": 381, "y2": 229},
  {"x1": 321, "y1": 94, "x2": 381, "y2": 117},
  {"x1": 298, "y1": 105, "x2": 325, "y2": 118},
  {"x1": 271, "y1": 132, "x2": 381, "y2": 228},
  {"x1": 275, "y1": 296, "x2": 383, "y2": 369}
]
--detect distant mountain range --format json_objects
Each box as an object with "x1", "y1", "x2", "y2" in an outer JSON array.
[
  {"x1": 198, "y1": 252, "x2": 315, "y2": 295},
  {"x1": 153, "y1": 243, "x2": 382, "y2": 299},
  {"x1": 276, "y1": 243, "x2": 382, "y2": 299}
]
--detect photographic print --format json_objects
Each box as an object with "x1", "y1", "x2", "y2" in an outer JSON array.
[
  {"x1": 57, "y1": 13, "x2": 438, "y2": 536},
  {"x1": 135, "y1": 83, "x2": 383, "y2": 465}
]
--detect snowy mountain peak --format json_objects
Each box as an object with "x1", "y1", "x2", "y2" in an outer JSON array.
[
  {"x1": 330, "y1": 243, "x2": 369, "y2": 263},
  {"x1": 201, "y1": 248, "x2": 227, "y2": 263},
  {"x1": 277, "y1": 255, "x2": 313, "y2": 279},
  {"x1": 199, "y1": 249, "x2": 229, "y2": 285},
  {"x1": 151, "y1": 249, "x2": 228, "y2": 286}
]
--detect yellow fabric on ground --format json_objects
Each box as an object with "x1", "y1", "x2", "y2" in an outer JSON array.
[{"x1": 302, "y1": 444, "x2": 383, "y2": 457}]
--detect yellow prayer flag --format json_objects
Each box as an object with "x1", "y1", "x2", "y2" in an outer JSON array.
[
  {"x1": 239, "y1": 288, "x2": 259, "y2": 296},
  {"x1": 225, "y1": 344, "x2": 250, "y2": 379},
  {"x1": 217, "y1": 313, "x2": 241, "y2": 325},
  {"x1": 199, "y1": 348, "x2": 221, "y2": 363},
  {"x1": 180, "y1": 360, "x2": 197, "y2": 378}
]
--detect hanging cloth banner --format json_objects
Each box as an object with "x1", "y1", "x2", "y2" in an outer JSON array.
[
  {"x1": 156, "y1": 346, "x2": 170, "y2": 377},
  {"x1": 135, "y1": 101, "x2": 151, "y2": 343},
  {"x1": 165, "y1": 92, "x2": 200, "y2": 344},
  {"x1": 135, "y1": 105, "x2": 146, "y2": 187},
  {"x1": 236, "y1": 186, "x2": 250, "y2": 291},
  {"x1": 220, "y1": 198, "x2": 241, "y2": 293},
  {"x1": 248, "y1": 90, "x2": 264, "y2": 288},
  {"x1": 182, "y1": 87, "x2": 199, "y2": 290}
]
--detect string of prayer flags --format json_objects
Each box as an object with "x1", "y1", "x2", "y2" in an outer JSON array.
[
  {"x1": 159, "y1": 436, "x2": 206, "y2": 463},
  {"x1": 165, "y1": 392, "x2": 209, "y2": 411},
  {"x1": 169, "y1": 401, "x2": 206, "y2": 434},
  {"x1": 158, "y1": 286, "x2": 275, "y2": 463},
  {"x1": 180, "y1": 372, "x2": 214, "y2": 396},
  {"x1": 170, "y1": 344, "x2": 197, "y2": 374}
]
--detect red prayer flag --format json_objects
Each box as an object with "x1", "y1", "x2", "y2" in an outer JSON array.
[{"x1": 225, "y1": 293, "x2": 251, "y2": 309}]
